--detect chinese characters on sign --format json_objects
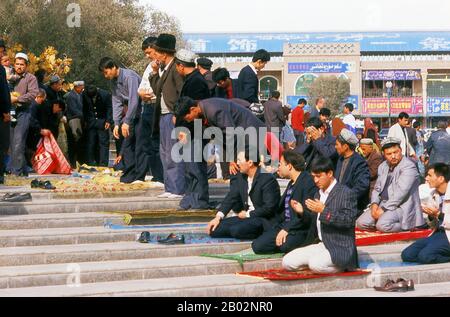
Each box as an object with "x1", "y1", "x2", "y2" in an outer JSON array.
[{"x1": 362, "y1": 97, "x2": 423, "y2": 115}]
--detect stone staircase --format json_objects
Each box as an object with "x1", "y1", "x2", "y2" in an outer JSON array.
[{"x1": 1, "y1": 180, "x2": 449, "y2": 297}]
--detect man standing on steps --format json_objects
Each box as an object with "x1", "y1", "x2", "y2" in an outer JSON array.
[
  {"x1": 149, "y1": 33, "x2": 186, "y2": 199},
  {"x1": 98, "y1": 57, "x2": 142, "y2": 183},
  {"x1": 136, "y1": 36, "x2": 164, "y2": 184},
  {"x1": 174, "y1": 49, "x2": 211, "y2": 210}
]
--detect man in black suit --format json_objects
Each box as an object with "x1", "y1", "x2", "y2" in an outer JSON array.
[
  {"x1": 212, "y1": 67, "x2": 239, "y2": 99},
  {"x1": 282, "y1": 157, "x2": 359, "y2": 273},
  {"x1": 207, "y1": 149, "x2": 280, "y2": 239},
  {"x1": 0, "y1": 49, "x2": 12, "y2": 184},
  {"x1": 83, "y1": 85, "x2": 112, "y2": 167},
  {"x1": 252, "y1": 151, "x2": 317, "y2": 254},
  {"x1": 237, "y1": 49, "x2": 270, "y2": 104}
]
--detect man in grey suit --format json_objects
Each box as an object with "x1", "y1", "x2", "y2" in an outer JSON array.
[
  {"x1": 263, "y1": 90, "x2": 285, "y2": 132},
  {"x1": 357, "y1": 137, "x2": 425, "y2": 233},
  {"x1": 282, "y1": 157, "x2": 359, "y2": 273}
]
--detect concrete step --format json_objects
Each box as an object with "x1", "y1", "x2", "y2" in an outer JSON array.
[
  {"x1": 0, "y1": 241, "x2": 252, "y2": 267},
  {"x1": 0, "y1": 213, "x2": 125, "y2": 230},
  {"x1": 2, "y1": 261, "x2": 449, "y2": 297},
  {"x1": 0, "y1": 256, "x2": 281, "y2": 289},
  {"x1": 0, "y1": 225, "x2": 213, "y2": 247},
  {"x1": 0, "y1": 244, "x2": 408, "y2": 289},
  {"x1": 0, "y1": 196, "x2": 188, "y2": 215},
  {"x1": 298, "y1": 281, "x2": 450, "y2": 297},
  {"x1": 0, "y1": 183, "x2": 232, "y2": 201}
]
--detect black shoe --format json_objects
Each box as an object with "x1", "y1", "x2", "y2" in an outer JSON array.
[
  {"x1": 138, "y1": 231, "x2": 151, "y2": 243},
  {"x1": 17, "y1": 171, "x2": 29, "y2": 177},
  {"x1": 1, "y1": 193, "x2": 32, "y2": 202},
  {"x1": 157, "y1": 233, "x2": 185, "y2": 245},
  {"x1": 31, "y1": 179, "x2": 40, "y2": 188},
  {"x1": 39, "y1": 180, "x2": 56, "y2": 190}
]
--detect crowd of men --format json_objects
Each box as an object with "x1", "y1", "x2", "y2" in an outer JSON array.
[{"x1": 1, "y1": 34, "x2": 450, "y2": 272}]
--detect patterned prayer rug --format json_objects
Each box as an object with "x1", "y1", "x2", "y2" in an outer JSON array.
[
  {"x1": 237, "y1": 268, "x2": 371, "y2": 281},
  {"x1": 355, "y1": 229, "x2": 432, "y2": 246}
]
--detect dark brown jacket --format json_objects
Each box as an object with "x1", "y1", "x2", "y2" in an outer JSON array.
[{"x1": 149, "y1": 59, "x2": 184, "y2": 134}]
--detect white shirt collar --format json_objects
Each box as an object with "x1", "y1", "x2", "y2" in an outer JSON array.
[
  {"x1": 320, "y1": 179, "x2": 337, "y2": 197},
  {"x1": 249, "y1": 63, "x2": 258, "y2": 74}
]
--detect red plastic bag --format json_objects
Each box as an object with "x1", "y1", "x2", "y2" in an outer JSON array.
[{"x1": 32, "y1": 133, "x2": 71, "y2": 175}]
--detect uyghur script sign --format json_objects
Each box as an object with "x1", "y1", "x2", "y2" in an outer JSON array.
[
  {"x1": 362, "y1": 70, "x2": 421, "y2": 81},
  {"x1": 288, "y1": 62, "x2": 350, "y2": 73}
]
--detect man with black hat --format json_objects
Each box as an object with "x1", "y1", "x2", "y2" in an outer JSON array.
[
  {"x1": 149, "y1": 33, "x2": 186, "y2": 198},
  {"x1": 356, "y1": 137, "x2": 424, "y2": 233},
  {"x1": 0, "y1": 46, "x2": 12, "y2": 184},
  {"x1": 83, "y1": 85, "x2": 112, "y2": 167},
  {"x1": 237, "y1": 49, "x2": 270, "y2": 104},
  {"x1": 196, "y1": 57, "x2": 216, "y2": 96},
  {"x1": 175, "y1": 49, "x2": 210, "y2": 210}
]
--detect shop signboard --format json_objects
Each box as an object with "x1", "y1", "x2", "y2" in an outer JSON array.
[
  {"x1": 362, "y1": 70, "x2": 421, "y2": 81},
  {"x1": 362, "y1": 97, "x2": 424, "y2": 115},
  {"x1": 427, "y1": 97, "x2": 450, "y2": 115},
  {"x1": 288, "y1": 62, "x2": 351, "y2": 74}
]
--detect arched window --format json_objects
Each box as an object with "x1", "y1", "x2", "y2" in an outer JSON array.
[
  {"x1": 259, "y1": 76, "x2": 278, "y2": 100},
  {"x1": 295, "y1": 73, "x2": 318, "y2": 96}
]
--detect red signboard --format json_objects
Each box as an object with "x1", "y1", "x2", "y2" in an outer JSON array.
[{"x1": 362, "y1": 97, "x2": 424, "y2": 116}]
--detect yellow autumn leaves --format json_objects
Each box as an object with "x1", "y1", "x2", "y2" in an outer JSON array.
[{"x1": 7, "y1": 43, "x2": 72, "y2": 83}]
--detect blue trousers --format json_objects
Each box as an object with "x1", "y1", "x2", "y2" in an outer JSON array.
[
  {"x1": 9, "y1": 111, "x2": 30, "y2": 175},
  {"x1": 159, "y1": 114, "x2": 185, "y2": 195},
  {"x1": 179, "y1": 142, "x2": 209, "y2": 210},
  {"x1": 135, "y1": 104, "x2": 164, "y2": 183},
  {"x1": 86, "y1": 122, "x2": 110, "y2": 167},
  {"x1": 401, "y1": 230, "x2": 450, "y2": 264},
  {"x1": 0, "y1": 120, "x2": 10, "y2": 179},
  {"x1": 119, "y1": 119, "x2": 138, "y2": 184},
  {"x1": 210, "y1": 216, "x2": 267, "y2": 240}
]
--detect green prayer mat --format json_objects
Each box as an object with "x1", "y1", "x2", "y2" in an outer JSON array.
[{"x1": 201, "y1": 248, "x2": 284, "y2": 266}]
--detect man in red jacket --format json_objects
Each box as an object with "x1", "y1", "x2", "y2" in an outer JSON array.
[{"x1": 291, "y1": 98, "x2": 306, "y2": 147}]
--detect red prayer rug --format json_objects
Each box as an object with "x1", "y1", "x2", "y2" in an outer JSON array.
[
  {"x1": 355, "y1": 229, "x2": 432, "y2": 246},
  {"x1": 237, "y1": 268, "x2": 370, "y2": 281}
]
